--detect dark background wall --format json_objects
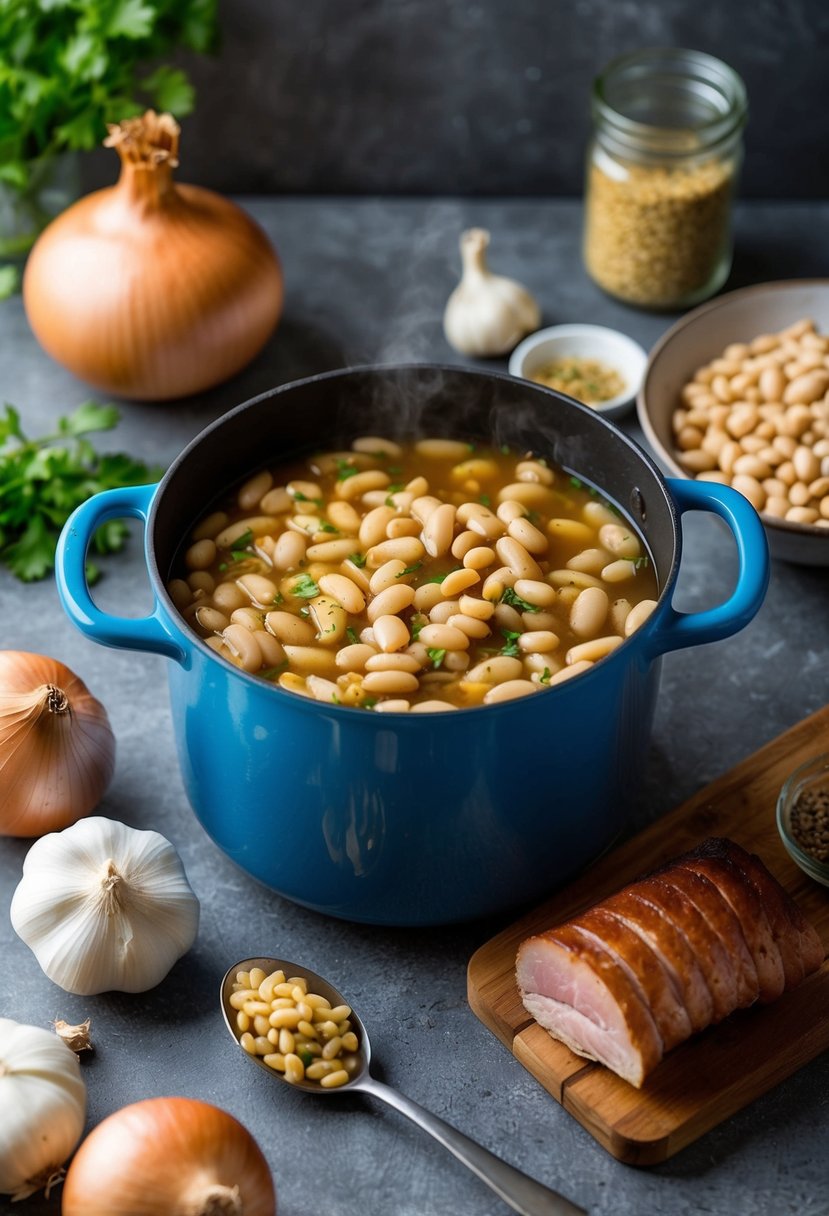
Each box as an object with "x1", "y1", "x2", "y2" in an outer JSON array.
[{"x1": 92, "y1": 0, "x2": 829, "y2": 198}]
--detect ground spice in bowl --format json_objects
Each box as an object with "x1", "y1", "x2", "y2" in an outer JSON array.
[{"x1": 790, "y1": 785, "x2": 829, "y2": 863}]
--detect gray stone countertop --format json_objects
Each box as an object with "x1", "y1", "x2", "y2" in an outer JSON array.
[{"x1": 0, "y1": 198, "x2": 827, "y2": 1216}]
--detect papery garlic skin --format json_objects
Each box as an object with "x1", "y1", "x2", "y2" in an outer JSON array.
[
  {"x1": 0, "y1": 1018, "x2": 86, "y2": 1201},
  {"x1": 443, "y1": 228, "x2": 541, "y2": 357},
  {"x1": 10, "y1": 817, "x2": 200, "y2": 995}
]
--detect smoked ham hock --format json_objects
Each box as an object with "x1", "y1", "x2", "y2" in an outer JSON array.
[{"x1": 516, "y1": 838, "x2": 824, "y2": 1088}]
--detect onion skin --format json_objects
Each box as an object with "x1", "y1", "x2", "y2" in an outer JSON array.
[
  {"x1": 62, "y1": 1097, "x2": 276, "y2": 1216},
  {"x1": 23, "y1": 113, "x2": 283, "y2": 401},
  {"x1": 0, "y1": 651, "x2": 115, "y2": 838}
]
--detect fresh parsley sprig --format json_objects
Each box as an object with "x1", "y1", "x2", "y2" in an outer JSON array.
[{"x1": 0, "y1": 402, "x2": 162, "y2": 582}]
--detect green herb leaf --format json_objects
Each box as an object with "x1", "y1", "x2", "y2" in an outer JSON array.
[
  {"x1": 0, "y1": 266, "x2": 20, "y2": 299},
  {"x1": 227, "y1": 528, "x2": 254, "y2": 555},
  {"x1": 0, "y1": 0, "x2": 218, "y2": 198},
  {"x1": 500, "y1": 629, "x2": 522, "y2": 658},
  {"x1": 410, "y1": 613, "x2": 427, "y2": 642},
  {"x1": 290, "y1": 573, "x2": 320, "y2": 599},
  {"x1": 478, "y1": 493, "x2": 491, "y2": 507},
  {"x1": 501, "y1": 586, "x2": 541, "y2": 613},
  {"x1": 292, "y1": 490, "x2": 323, "y2": 506},
  {"x1": 540, "y1": 667, "x2": 552, "y2": 684},
  {"x1": 347, "y1": 552, "x2": 367, "y2": 568},
  {"x1": 346, "y1": 626, "x2": 360, "y2": 645},
  {"x1": 360, "y1": 697, "x2": 378, "y2": 710},
  {"x1": 426, "y1": 646, "x2": 446, "y2": 668},
  {"x1": 0, "y1": 401, "x2": 161, "y2": 582},
  {"x1": 335, "y1": 459, "x2": 361, "y2": 480},
  {"x1": 317, "y1": 521, "x2": 338, "y2": 533},
  {"x1": 272, "y1": 591, "x2": 284, "y2": 605},
  {"x1": 395, "y1": 561, "x2": 422, "y2": 577}
]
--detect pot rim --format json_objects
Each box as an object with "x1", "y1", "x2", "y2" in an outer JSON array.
[{"x1": 146, "y1": 362, "x2": 682, "y2": 716}]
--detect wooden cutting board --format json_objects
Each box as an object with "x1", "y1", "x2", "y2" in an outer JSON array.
[{"x1": 467, "y1": 704, "x2": 829, "y2": 1166}]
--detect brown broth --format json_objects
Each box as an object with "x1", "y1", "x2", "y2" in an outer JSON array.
[{"x1": 168, "y1": 437, "x2": 659, "y2": 711}]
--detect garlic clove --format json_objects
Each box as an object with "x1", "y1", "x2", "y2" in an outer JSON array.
[
  {"x1": 10, "y1": 817, "x2": 200, "y2": 996},
  {"x1": 443, "y1": 228, "x2": 541, "y2": 358}
]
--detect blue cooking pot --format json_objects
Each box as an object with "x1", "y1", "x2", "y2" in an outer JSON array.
[{"x1": 55, "y1": 366, "x2": 768, "y2": 925}]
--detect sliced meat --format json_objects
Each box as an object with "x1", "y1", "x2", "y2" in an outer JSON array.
[
  {"x1": 629, "y1": 875, "x2": 738, "y2": 1023},
  {"x1": 517, "y1": 836, "x2": 824, "y2": 1090},
  {"x1": 600, "y1": 887, "x2": 715, "y2": 1033},
  {"x1": 707, "y1": 839, "x2": 825, "y2": 982},
  {"x1": 516, "y1": 923, "x2": 663, "y2": 1088},
  {"x1": 574, "y1": 906, "x2": 693, "y2": 1051},
  {"x1": 676, "y1": 848, "x2": 786, "y2": 1002},
  {"x1": 653, "y1": 865, "x2": 760, "y2": 1008}
]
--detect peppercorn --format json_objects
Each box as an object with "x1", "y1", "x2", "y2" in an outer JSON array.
[{"x1": 790, "y1": 786, "x2": 829, "y2": 863}]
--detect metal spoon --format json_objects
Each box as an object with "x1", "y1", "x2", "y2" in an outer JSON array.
[{"x1": 221, "y1": 956, "x2": 586, "y2": 1216}]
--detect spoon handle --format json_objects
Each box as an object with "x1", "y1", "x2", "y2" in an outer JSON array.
[{"x1": 356, "y1": 1075, "x2": 587, "y2": 1216}]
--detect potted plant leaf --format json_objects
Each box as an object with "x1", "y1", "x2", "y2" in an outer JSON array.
[{"x1": 0, "y1": 0, "x2": 218, "y2": 279}]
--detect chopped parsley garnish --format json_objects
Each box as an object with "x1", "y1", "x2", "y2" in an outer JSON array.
[
  {"x1": 385, "y1": 484, "x2": 405, "y2": 505},
  {"x1": 501, "y1": 586, "x2": 541, "y2": 613},
  {"x1": 228, "y1": 527, "x2": 254, "y2": 560},
  {"x1": 386, "y1": 464, "x2": 403, "y2": 475},
  {"x1": 360, "y1": 697, "x2": 378, "y2": 710},
  {"x1": 272, "y1": 591, "x2": 284, "y2": 606},
  {"x1": 540, "y1": 667, "x2": 552, "y2": 684},
  {"x1": 293, "y1": 490, "x2": 323, "y2": 506},
  {"x1": 218, "y1": 562, "x2": 228, "y2": 572},
  {"x1": 261, "y1": 662, "x2": 288, "y2": 680},
  {"x1": 299, "y1": 606, "x2": 310, "y2": 617},
  {"x1": 424, "y1": 568, "x2": 461, "y2": 585},
  {"x1": 410, "y1": 613, "x2": 428, "y2": 641},
  {"x1": 346, "y1": 626, "x2": 360, "y2": 645},
  {"x1": 569, "y1": 476, "x2": 583, "y2": 489},
  {"x1": 290, "y1": 573, "x2": 320, "y2": 598},
  {"x1": 297, "y1": 1047, "x2": 315, "y2": 1066},
  {"x1": 396, "y1": 561, "x2": 423, "y2": 577},
  {"x1": 500, "y1": 629, "x2": 522, "y2": 658},
  {"x1": 317, "y1": 521, "x2": 338, "y2": 533},
  {"x1": 426, "y1": 646, "x2": 446, "y2": 668},
  {"x1": 348, "y1": 552, "x2": 367, "y2": 568},
  {"x1": 335, "y1": 459, "x2": 361, "y2": 480},
  {"x1": 479, "y1": 493, "x2": 491, "y2": 507}
]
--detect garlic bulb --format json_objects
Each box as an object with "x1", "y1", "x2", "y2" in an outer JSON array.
[
  {"x1": 0, "y1": 650, "x2": 115, "y2": 837},
  {"x1": 443, "y1": 228, "x2": 540, "y2": 357},
  {"x1": 10, "y1": 816, "x2": 200, "y2": 995},
  {"x1": 0, "y1": 1017, "x2": 86, "y2": 1201}
]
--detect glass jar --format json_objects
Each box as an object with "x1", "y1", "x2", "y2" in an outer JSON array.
[{"x1": 583, "y1": 49, "x2": 747, "y2": 311}]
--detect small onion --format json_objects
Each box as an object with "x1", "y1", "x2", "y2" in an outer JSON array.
[
  {"x1": 62, "y1": 1097, "x2": 276, "y2": 1216},
  {"x1": 0, "y1": 651, "x2": 115, "y2": 837},
  {"x1": 23, "y1": 111, "x2": 283, "y2": 401}
]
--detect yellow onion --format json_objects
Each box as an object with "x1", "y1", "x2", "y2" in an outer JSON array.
[
  {"x1": 0, "y1": 651, "x2": 115, "y2": 836},
  {"x1": 23, "y1": 111, "x2": 283, "y2": 401},
  {"x1": 62, "y1": 1097, "x2": 276, "y2": 1216}
]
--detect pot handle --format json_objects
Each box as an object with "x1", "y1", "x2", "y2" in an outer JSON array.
[
  {"x1": 644, "y1": 478, "x2": 769, "y2": 659},
  {"x1": 55, "y1": 484, "x2": 187, "y2": 665}
]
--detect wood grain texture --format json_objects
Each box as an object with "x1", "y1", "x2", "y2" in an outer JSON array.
[{"x1": 467, "y1": 705, "x2": 829, "y2": 1165}]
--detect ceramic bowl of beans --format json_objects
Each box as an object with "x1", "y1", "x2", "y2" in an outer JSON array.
[
  {"x1": 776, "y1": 753, "x2": 829, "y2": 888},
  {"x1": 638, "y1": 278, "x2": 829, "y2": 565},
  {"x1": 55, "y1": 365, "x2": 768, "y2": 925}
]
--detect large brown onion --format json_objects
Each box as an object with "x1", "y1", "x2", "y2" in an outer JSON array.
[
  {"x1": 23, "y1": 112, "x2": 283, "y2": 401},
  {"x1": 0, "y1": 651, "x2": 115, "y2": 837}
]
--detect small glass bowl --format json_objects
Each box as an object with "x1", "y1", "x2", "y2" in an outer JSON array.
[{"x1": 776, "y1": 753, "x2": 829, "y2": 888}]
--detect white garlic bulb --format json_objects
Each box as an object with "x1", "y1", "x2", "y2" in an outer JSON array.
[
  {"x1": 10, "y1": 816, "x2": 200, "y2": 995},
  {"x1": 443, "y1": 228, "x2": 540, "y2": 357},
  {"x1": 0, "y1": 1018, "x2": 86, "y2": 1201}
]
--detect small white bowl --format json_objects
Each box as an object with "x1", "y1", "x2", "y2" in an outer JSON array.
[{"x1": 508, "y1": 324, "x2": 647, "y2": 420}]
